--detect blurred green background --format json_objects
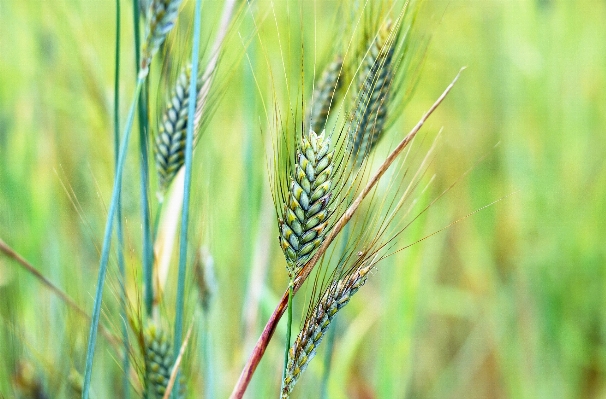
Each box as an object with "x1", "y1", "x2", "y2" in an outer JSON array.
[{"x1": 0, "y1": 0, "x2": 605, "y2": 398}]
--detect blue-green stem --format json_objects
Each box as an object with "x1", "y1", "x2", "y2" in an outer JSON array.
[
  {"x1": 172, "y1": 0, "x2": 203, "y2": 396},
  {"x1": 113, "y1": 0, "x2": 130, "y2": 397},
  {"x1": 131, "y1": 0, "x2": 154, "y2": 318},
  {"x1": 139, "y1": 83, "x2": 153, "y2": 318},
  {"x1": 82, "y1": 78, "x2": 144, "y2": 399},
  {"x1": 281, "y1": 279, "x2": 294, "y2": 396}
]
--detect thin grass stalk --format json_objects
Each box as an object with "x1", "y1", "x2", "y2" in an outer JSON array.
[
  {"x1": 0, "y1": 238, "x2": 121, "y2": 349},
  {"x1": 132, "y1": 0, "x2": 142, "y2": 85},
  {"x1": 139, "y1": 85, "x2": 154, "y2": 317},
  {"x1": 172, "y1": 0, "x2": 203, "y2": 396},
  {"x1": 242, "y1": 5, "x2": 257, "y2": 332},
  {"x1": 82, "y1": 78, "x2": 144, "y2": 399},
  {"x1": 132, "y1": 0, "x2": 155, "y2": 318},
  {"x1": 230, "y1": 70, "x2": 463, "y2": 399},
  {"x1": 114, "y1": 0, "x2": 130, "y2": 396}
]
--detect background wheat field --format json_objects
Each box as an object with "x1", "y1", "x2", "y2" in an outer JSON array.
[{"x1": 0, "y1": 0, "x2": 605, "y2": 398}]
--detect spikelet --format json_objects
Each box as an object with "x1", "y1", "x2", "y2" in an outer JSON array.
[
  {"x1": 278, "y1": 129, "x2": 335, "y2": 278},
  {"x1": 351, "y1": 20, "x2": 396, "y2": 166},
  {"x1": 155, "y1": 65, "x2": 203, "y2": 198},
  {"x1": 281, "y1": 261, "x2": 374, "y2": 398},
  {"x1": 144, "y1": 323, "x2": 187, "y2": 399},
  {"x1": 309, "y1": 56, "x2": 343, "y2": 134},
  {"x1": 139, "y1": 0, "x2": 184, "y2": 78}
]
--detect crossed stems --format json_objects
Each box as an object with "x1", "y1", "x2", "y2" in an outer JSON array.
[{"x1": 230, "y1": 69, "x2": 465, "y2": 399}]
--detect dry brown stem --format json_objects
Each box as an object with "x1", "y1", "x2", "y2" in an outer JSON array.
[{"x1": 0, "y1": 238, "x2": 121, "y2": 348}]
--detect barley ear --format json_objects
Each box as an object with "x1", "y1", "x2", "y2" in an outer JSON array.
[
  {"x1": 281, "y1": 262, "x2": 374, "y2": 398},
  {"x1": 155, "y1": 65, "x2": 203, "y2": 199},
  {"x1": 144, "y1": 323, "x2": 186, "y2": 399},
  {"x1": 351, "y1": 20, "x2": 396, "y2": 166},
  {"x1": 278, "y1": 129, "x2": 335, "y2": 278},
  {"x1": 139, "y1": 0, "x2": 184, "y2": 78},
  {"x1": 309, "y1": 56, "x2": 343, "y2": 134}
]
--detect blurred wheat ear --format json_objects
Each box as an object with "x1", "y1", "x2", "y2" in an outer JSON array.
[
  {"x1": 351, "y1": 19, "x2": 397, "y2": 166},
  {"x1": 140, "y1": 0, "x2": 184, "y2": 78},
  {"x1": 12, "y1": 360, "x2": 48, "y2": 399},
  {"x1": 144, "y1": 323, "x2": 185, "y2": 399},
  {"x1": 278, "y1": 129, "x2": 335, "y2": 278},
  {"x1": 155, "y1": 64, "x2": 204, "y2": 199},
  {"x1": 309, "y1": 56, "x2": 344, "y2": 134}
]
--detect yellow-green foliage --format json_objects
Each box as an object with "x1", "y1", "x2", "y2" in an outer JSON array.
[{"x1": 0, "y1": 0, "x2": 605, "y2": 398}]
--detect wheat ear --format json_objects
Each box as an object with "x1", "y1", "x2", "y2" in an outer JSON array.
[
  {"x1": 279, "y1": 129, "x2": 335, "y2": 278},
  {"x1": 139, "y1": 0, "x2": 184, "y2": 78},
  {"x1": 230, "y1": 69, "x2": 463, "y2": 399},
  {"x1": 144, "y1": 323, "x2": 185, "y2": 399},
  {"x1": 281, "y1": 260, "x2": 375, "y2": 398},
  {"x1": 155, "y1": 65, "x2": 203, "y2": 198},
  {"x1": 309, "y1": 56, "x2": 343, "y2": 134},
  {"x1": 351, "y1": 20, "x2": 396, "y2": 165}
]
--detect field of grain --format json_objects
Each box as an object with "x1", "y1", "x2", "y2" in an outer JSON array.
[{"x1": 0, "y1": 1, "x2": 604, "y2": 398}]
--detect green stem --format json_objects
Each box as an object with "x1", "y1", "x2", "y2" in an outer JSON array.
[
  {"x1": 113, "y1": 0, "x2": 130, "y2": 397},
  {"x1": 172, "y1": 0, "x2": 203, "y2": 396},
  {"x1": 82, "y1": 78, "x2": 144, "y2": 399},
  {"x1": 281, "y1": 279, "x2": 294, "y2": 397},
  {"x1": 132, "y1": 0, "x2": 154, "y2": 318},
  {"x1": 139, "y1": 82, "x2": 153, "y2": 317}
]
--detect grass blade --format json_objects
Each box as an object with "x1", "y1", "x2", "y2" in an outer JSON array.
[
  {"x1": 132, "y1": 0, "x2": 155, "y2": 318},
  {"x1": 82, "y1": 78, "x2": 144, "y2": 399},
  {"x1": 113, "y1": 0, "x2": 131, "y2": 397},
  {"x1": 171, "y1": 0, "x2": 203, "y2": 396}
]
